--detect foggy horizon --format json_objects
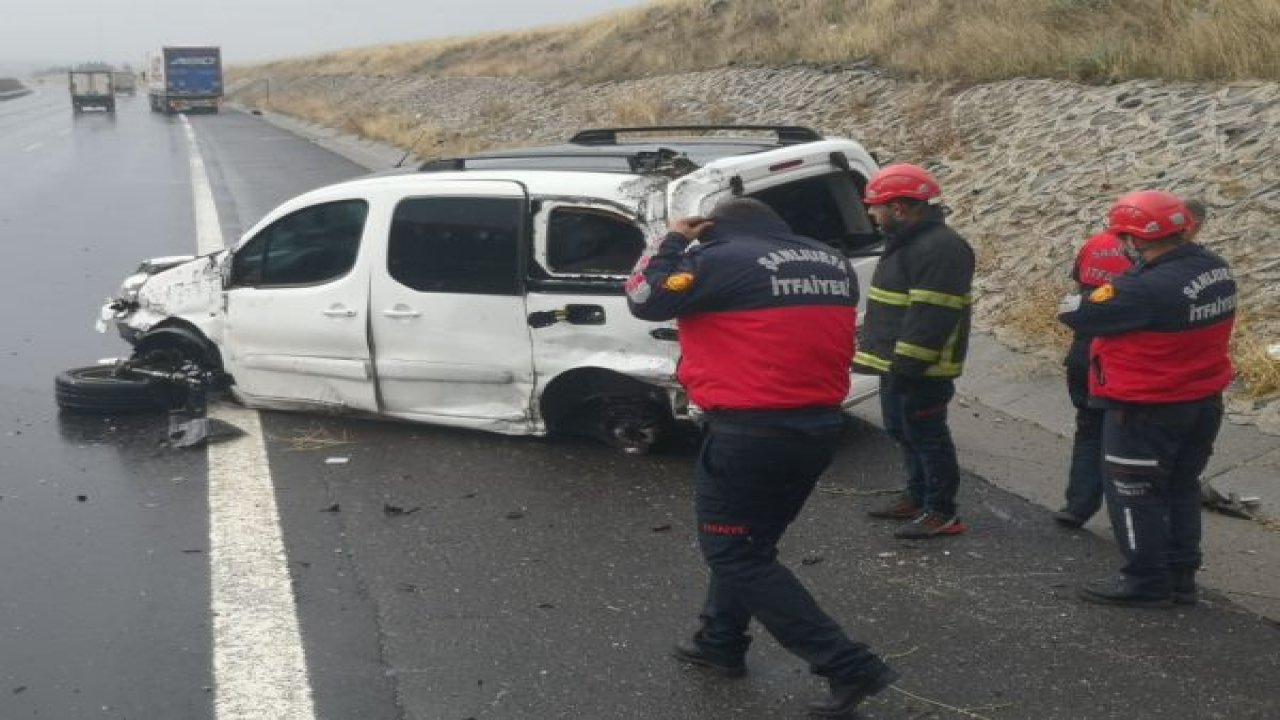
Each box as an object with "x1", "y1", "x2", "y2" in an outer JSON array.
[{"x1": 0, "y1": 0, "x2": 647, "y2": 72}]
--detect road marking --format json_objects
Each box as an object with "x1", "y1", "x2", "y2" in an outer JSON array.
[
  {"x1": 23, "y1": 142, "x2": 43, "y2": 152},
  {"x1": 181, "y1": 117, "x2": 228, "y2": 256},
  {"x1": 180, "y1": 115, "x2": 318, "y2": 720}
]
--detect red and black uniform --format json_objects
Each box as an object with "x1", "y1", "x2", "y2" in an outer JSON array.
[
  {"x1": 1059, "y1": 242, "x2": 1235, "y2": 597},
  {"x1": 1060, "y1": 231, "x2": 1132, "y2": 523},
  {"x1": 627, "y1": 214, "x2": 858, "y2": 414},
  {"x1": 627, "y1": 207, "x2": 891, "y2": 691}
]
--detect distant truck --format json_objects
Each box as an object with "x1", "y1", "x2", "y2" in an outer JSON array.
[
  {"x1": 69, "y1": 70, "x2": 115, "y2": 112},
  {"x1": 147, "y1": 46, "x2": 222, "y2": 114},
  {"x1": 112, "y1": 71, "x2": 137, "y2": 96}
]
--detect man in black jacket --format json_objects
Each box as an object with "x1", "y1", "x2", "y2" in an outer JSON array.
[{"x1": 853, "y1": 164, "x2": 975, "y2": 539}]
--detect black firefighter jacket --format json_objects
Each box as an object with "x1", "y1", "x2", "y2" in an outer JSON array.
[{"x1": 852, "y1": 210, "x2": 974, "y2": 378}]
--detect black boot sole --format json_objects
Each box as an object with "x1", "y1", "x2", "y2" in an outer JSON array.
[
  {"x1": 807, "y1": 667, "x2": 900, "y2": 717},
  {"x1": 1078, "y1": 588, "x2": 1174, "y2": 608},
  {"x1": 672, "y1": 646, "x2": 746, "y2": 678}
]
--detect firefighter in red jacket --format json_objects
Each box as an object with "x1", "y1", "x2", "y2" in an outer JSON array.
[
  {"x1": 1055, "y1": 200, "x2": 1207, "y2": 530},
  {"x1": 627, "y1": 198, "x2": 897, "y2": 717},
  {"x1": 1054, "y1": 229, "x2": 1131, "y2": 529},
  {"x1": 1059, "y1": 190, "x2": 1235, "y2": 608}
]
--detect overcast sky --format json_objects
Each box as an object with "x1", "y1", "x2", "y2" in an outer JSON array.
[{"x1": 0, "y1": 0, "x2": 649, "y2": 70}]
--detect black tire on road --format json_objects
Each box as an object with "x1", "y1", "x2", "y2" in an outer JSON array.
[{"x1": 54, "y1": 365, "x2": 175, "y2": 414}]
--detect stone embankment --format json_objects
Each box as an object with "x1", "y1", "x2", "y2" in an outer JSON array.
[{"x1": 231, "y1": 65, "x2": 1280, "y2": 429}]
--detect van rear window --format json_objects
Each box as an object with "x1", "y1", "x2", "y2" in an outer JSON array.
[{"x1": 750, "y1": 172, "x2": 878, "y2": 254}]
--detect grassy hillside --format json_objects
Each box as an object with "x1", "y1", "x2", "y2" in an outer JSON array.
[{"x1": 244, "y1": 0, "x2": 1279, "y2": 83}]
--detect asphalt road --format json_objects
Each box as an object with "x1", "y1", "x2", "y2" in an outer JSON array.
[{"x1": 0, "y1": 86, "x2": 1276, "y2": 720}]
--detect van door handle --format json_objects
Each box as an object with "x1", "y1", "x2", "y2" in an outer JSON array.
[
  {"x1": 381, "y1": 307, "x2": 421, "y2": 318},
  {"x1": 323, "y1": 307, "x2": 357, "y2": 317}
]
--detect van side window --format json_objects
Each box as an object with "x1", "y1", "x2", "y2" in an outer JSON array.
[
  {"x1": 546, "y1": 208, "x2": 645, "y2": 275},
  {"x1": 388, "y1": 197, "x2": 522, "y2": 295},
  {"x1": 751, "y1": 172, "x2": 877, "y2": 254},
  {"x1": 229, "y1": 200, "x2": 366, "y2": 288}
]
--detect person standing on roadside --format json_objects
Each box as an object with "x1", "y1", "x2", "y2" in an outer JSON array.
[
  {"x1": 1059, "y1": 191, "x2": 1234, "y2": 608},
  {"x1": 627, "y1": 197, "x2": 898, "y2": 718},
  {"x1": 854, "y1": 164, "x2": 975, "y2": 540},
  {"x1": 1055, "y1": 199, "x2": 1207, "y2": 529},
  {"x1": 1054, "y1": 228, "x2": 1131, "y2": 528}
]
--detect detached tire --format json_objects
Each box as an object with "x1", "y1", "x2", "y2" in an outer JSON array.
[{"x1": 55, "y1": 365, "x2": 174, "y2": 414}]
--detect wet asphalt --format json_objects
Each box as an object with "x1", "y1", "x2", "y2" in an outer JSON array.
[{"x1": 0, "y1": 88, "x2": 1276, "y2": 720}]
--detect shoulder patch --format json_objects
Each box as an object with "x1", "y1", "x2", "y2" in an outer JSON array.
[
  {"x1": 663, "y1": 272, "x2": 696, "y2": 293},
  {"x1": 1088, "y1": 283, "x2": 1116, "y2": 303}
]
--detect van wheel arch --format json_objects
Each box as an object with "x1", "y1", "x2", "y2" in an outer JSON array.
[
  {"x1": 539, "y1": 368, "x2": 673, "y2": 454},
  {"x1": 133, "y1": 322, "x2": 223, "y2": 373}
]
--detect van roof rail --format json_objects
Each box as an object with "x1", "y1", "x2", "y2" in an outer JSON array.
[
  {"x1": 569, "y1": 125, "x2": 823, "y2": 146},
  {"x1": 419, "y1": 148, "x2": 695, "y2": 175}
]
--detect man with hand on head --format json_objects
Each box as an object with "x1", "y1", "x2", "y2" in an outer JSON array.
[{"x1": 628, "y1": 197, "x2": 897, "y2": 717}]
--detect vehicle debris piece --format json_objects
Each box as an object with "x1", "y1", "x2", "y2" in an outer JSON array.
[
  {"x1": 1202, "y1": 480, "x2": 1263, "y2": 519},
  {"x1": 383, "y1": 503, "x2": 421, "y2": 516},
  {"x1": 324, "y1": 456, "x2": 350, "y2": 465}
]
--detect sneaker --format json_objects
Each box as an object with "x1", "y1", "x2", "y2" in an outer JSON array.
[
  {"x1": 1052, "y1": 508, "x2": 1087, "y2": 529},
  {"x1": 1079, "y1": 577, "x2": 1174, "y2": 609},
  {"x1": 894, "y1": 511, "x2": 966, "y2": 539},
  {"x1": 867, "y1": 494, "x2": 921, "y2": 520},
  {"x1": 807, "y1": 665, "x2": 900, "y2": 717},
  {"x1": 672, "y1": 640, "x2": 746, "y2": 678}
]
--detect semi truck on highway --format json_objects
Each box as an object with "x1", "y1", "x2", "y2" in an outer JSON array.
[
  {"x1": 147, "y1": 46, "x2": 222, "y2": 114},
  {"x1": 68, "y1": 70, "x2": 115, "y2": 113}
]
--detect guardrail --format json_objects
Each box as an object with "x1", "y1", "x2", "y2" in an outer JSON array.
[{"x1": 0, "y1": 88, "x2": 33, "y2": 100}]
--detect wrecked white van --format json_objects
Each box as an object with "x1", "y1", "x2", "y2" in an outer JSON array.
[{"x1": 58, "y1": 126, "x2": 884, "y2": 451}]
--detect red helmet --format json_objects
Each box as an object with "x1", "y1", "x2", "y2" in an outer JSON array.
[
  {"x1": 863, "y1": 163, "x2": 942, "y2": 205},
  {"x1": 1106, "y1": 190, "x2": 1196, "y2": 242}
]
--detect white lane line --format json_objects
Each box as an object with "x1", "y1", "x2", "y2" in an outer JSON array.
[
  {"x1": 23, "y1": 142, "x2": 43, "y2": 152},
  {"x1": 180, "y1": 115, "x2": 318, "y2": 720},
  {"x1": 181, "y1": 116, "x2": 228, "y2": 256}
]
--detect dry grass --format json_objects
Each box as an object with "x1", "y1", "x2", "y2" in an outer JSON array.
[
  {"x1": 234, "y1": 0, "x2": 1279, "y2": 84},
  {"x1": 984, "y1": 277, "x2": 1075, "y2": 355},
  {"x1": 1232, "y1": 310, "x2": 1280, "y2": 399},
  {"x1": 610, "y1": 94, "x2": 676, "y2": 126},
  {"x1": 257, "y1": 93, "x2": 498, "y2": 159}
]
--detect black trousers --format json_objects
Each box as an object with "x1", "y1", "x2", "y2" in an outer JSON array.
[
  {"x1": 1064, "y1": 358, "x2": 1105, "y2": 520},
  {"x1": 693, "y1": 419, "x2": 885, "y2": 683},
  {"x1": 1101, "y1": 397, "x2": 1223, "y2": 594}
]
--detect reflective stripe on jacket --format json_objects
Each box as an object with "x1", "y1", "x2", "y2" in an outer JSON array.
[{"x1": 852, "y1": 211, "x2": 974, "y2": 378}]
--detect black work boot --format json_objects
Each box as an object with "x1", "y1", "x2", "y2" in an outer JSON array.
[
  {"x1": 672, "y1": 639, "x2": 746, "y2": 678},
  {"x1": 806, "y1": 665, "x2": 899, "y2": 717},
  {"x1": 1172, "y1": 570, "x2": 1198, "y2": 605},
  {"x1": 1052, "y1": 507, "x2": 1087, "y2": 529},
  {"x1": 1079, "y1": 577, "x2": 1174, "y2": 608}
]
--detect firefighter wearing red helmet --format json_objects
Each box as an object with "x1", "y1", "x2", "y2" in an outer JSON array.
[
  {"x1": 1059, "y1": 190, "x2": 1235, "y2": 608},
  {"x1": 854, "y1": 163, "x2": 976, "y2": 539},
  {"x1": 1053, "y1": 228, "x2": 1132, "y2": 530}
]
